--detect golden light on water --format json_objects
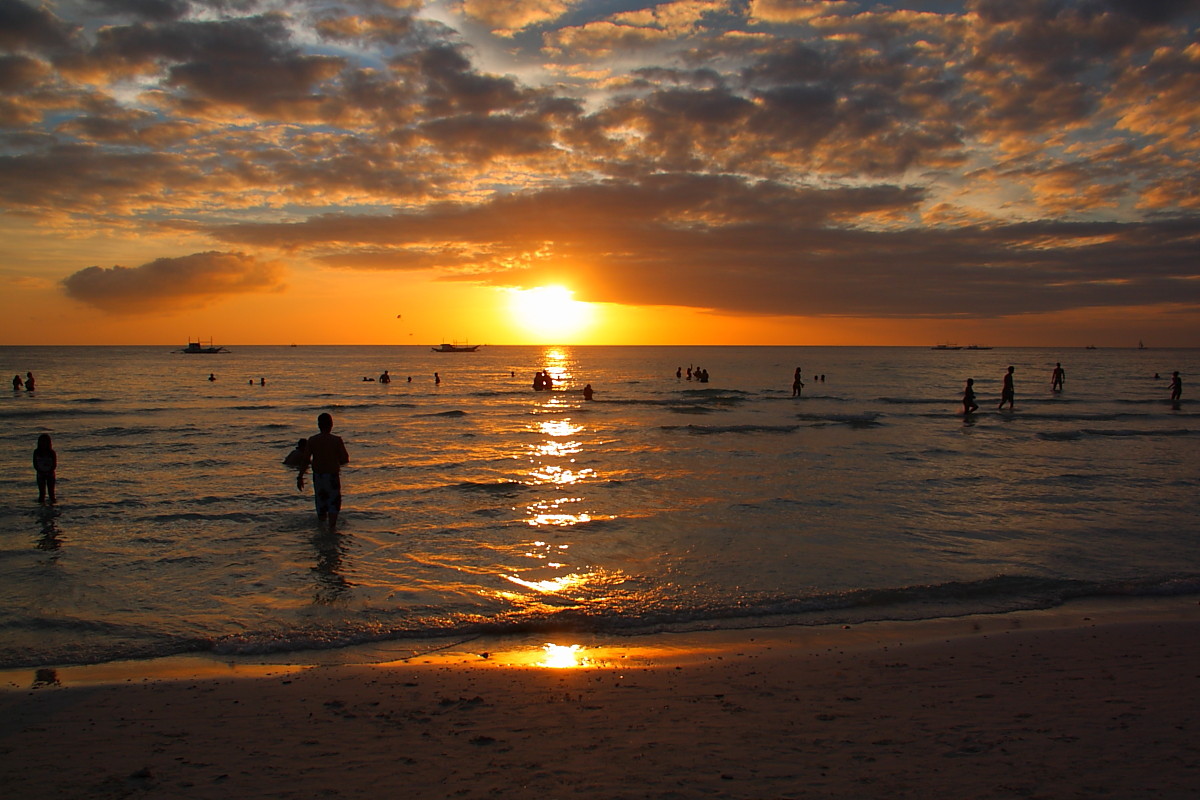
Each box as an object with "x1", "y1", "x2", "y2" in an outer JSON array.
[
  {"x1": 502, "y1": 573, "x2": 589, "y2": 593},
  {"x1": 538, "y1": 643, "x2": 586, "y2": 669}
]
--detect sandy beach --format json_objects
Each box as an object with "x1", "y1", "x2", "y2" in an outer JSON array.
[{"x1": 2, "y1": 600, "x2": 1198, "y2": 799}]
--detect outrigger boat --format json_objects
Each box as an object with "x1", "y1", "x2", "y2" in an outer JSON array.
[
  {"x1": 432, "y1": 342, "x2": 481, "y2": 353},
  {"x1": 177, "y1": 338, "x2": 229, "y2": 354}
]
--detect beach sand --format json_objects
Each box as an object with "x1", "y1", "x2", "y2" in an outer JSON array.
[{"x1": 2, "y1": 600, "x2": 1198, "y2": 799}]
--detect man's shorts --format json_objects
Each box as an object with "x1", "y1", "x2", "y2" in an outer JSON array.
[{"x1": 312, "y1": 472, "x2": 342, "y2": 516}]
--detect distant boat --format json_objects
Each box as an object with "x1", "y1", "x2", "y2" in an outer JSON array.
[
  {"x1": 964, "y1": 344, "x2": 992, "y2": 350},
  {"x1": 1086, "y1": 345, "x2": 1098, "y2": 350},
  {"x1": 432, "y1": 342, "x2": 481, "y2": 353},
  {"x1": 931, "y1": 343, "x2": 961, "y2": 350},
  {"x1": 1138, "y1": 340, "x2": 1147, "y2": 350},
  {"x1": 177, "y1": 338, "x2": 228, "y2": 354}
]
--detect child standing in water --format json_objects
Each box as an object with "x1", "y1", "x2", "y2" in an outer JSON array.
[{"x1": 33, "y1": 434, "x2": 56, "y2": 504}]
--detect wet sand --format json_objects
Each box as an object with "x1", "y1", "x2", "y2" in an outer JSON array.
[{"x1": 2, "y1": 600, "x2": 1198, "y2": 799}]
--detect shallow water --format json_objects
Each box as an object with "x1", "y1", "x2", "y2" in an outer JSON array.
[{"x1": 1, "y1": 345, "x2": 1197, "y2": 668}]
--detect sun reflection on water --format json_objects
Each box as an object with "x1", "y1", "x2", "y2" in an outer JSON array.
[
  {"x1": 538, "y1": 643, "x2": 586, "y2": 669},
  {"x1": 502, "y1": 572, "x2": 589, "y2": 593}
]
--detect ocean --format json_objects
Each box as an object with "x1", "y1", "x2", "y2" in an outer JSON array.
[{"x1": 1, "y1": 345, "x2": 1197, "y2": 670}]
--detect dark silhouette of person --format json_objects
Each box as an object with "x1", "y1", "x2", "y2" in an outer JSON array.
[
  {"x1": 583, "y1": 383, "x2": 594, "y2": 400},
  {"x1": 676, "y1": 367, "x2": 682, "y2": 379},
  {"x1": 12, "y1": 374, "x2": 23, "y2": 391},
  {"x1": 379, "y1": 370, "x2": 391, "y2": 384},
  {"x1": 962, "y1": 378, "x2": 979, "y2": 415},
  {"x1": 1051, "y1": 362, "x2": 1065, "y2": 392},
  {"x1": 283, "y1": 438, "x2": 309, "y2": 490},
  {"x1": 998, "y1": 366, "x2": 1015, "y2": 410},
  {"x1": 25, "y1": 372, "x2": 35, "y2": 391},
  {"x1": 434, "y1": 372, "x2": 441, "y2": 385},
  {"x1": 543, "y1": 371, "x2": 554, "y2": 390},
  {"x1": 208, "y1": 373, "x2": 216, "y2": 382},
  {"x1": 792, "y1": 367, "x2": 804, "y2": 397},
  {"x1": 533, "y1": 371, "x2": 545, "y2": 390},
  {"x1": 307, "y1": 413, "x2": 349, "y2": 530},
  {"x1": 33, "y1": 433, "x2": 56, "y2": 504},
  {"x1": 1170, "y1": 371, "x2": 1182, "y2": 404}
]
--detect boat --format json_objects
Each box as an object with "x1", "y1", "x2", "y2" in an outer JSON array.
[
  {"x1": 177, "y1": 338, "x2": 228, "y2": 354},
  {"x1": 964, "y1": 344, "x2": 992, "y2": 350},
  {"x1": 931, "y1": 343, "x2": 961, "y2": 350},
  {"x1": 432, "y1": 342, "x2": 481, "y2": 353}
]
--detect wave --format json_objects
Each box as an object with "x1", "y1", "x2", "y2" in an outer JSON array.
[
  {"x1": 1039, "y1": 428, "x2": 1198, "y2": 441},
  {"x1": 447, "y1": 480, "x2": 528, "y2": 495},
  {"x1": 661, "y1": 424, "x2": 800, "y2": 435},
  {"x1": 795, "y1": 412, "x2": 884, "y2": 428},
  {"x1": 878, "y1": 397, "x2": 948, "y2": 405},
  {"x1": 7, "y1": 572, "x2": 1198, "y2": 670}
]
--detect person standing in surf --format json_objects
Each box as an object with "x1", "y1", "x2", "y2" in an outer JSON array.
[
  {"x1": 962, "y1": 378, "x2": 979, "y2": 415},
  {"x1": 33, "y1": 434, "x2": 57, "y2": 504},
  {"x1": 307, "y1": 413, "x2": 349, "y2": 530},
  {"x1": 998, "y1": 366, "x2": 1016, "y2": 411},
  {"x1": 792, "y1": 367, "x2": 804, "y2": 397},
  {"x1": 1170, "y1": 371, "x2": 1182, "y2": 405},
  {"x1": 1051, "y1": 362, "x2": 1065, "y2": 392}
]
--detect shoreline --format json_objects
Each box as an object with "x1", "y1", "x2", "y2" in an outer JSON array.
[
  {"x1": 2, "y1": 594, "x2": 1197, "y2": 689},
  {"x1": 3, "y1": 597, "x2": 1198, "y2": 798}
]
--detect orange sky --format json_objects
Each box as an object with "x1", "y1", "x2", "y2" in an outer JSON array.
[{"x1": 1, "y1": 0, "x2": 1198, "y2": 346}]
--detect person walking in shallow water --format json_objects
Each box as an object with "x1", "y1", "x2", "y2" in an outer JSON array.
[
  {"x1": 998, "y1": 366, "x2": 1015, "y2": 411},
  {"x1": 962, "y1": 378, "x2": 979, "y2": 415},
  {"x1": 33, "y1": 433, "x2": 56, "y2": 504},
  {"x1": 1051, "y1": 362, "x2": 1065, "y2": 392},
  {"x1": 307, "y1": 413, "x2": 349, "y2": 530},
  {"x1": 792, "y1": 367, "x2": 804, "y2": 397},
  {"x1": 1170, "y1": 371, "x2": 1182, "y2": 405}
]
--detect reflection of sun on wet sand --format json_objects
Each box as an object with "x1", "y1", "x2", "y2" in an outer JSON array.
[{"x1": 2, "y1": 599, "x2": 1198, "y2": 799}]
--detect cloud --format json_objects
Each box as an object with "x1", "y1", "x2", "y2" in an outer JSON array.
[
  {"x1": 460, "y1": 0, "x2": 576, "y2": 33},
  {"x1": 208, "y1": 172, "x2": 1200, "y2": 319},
  {"x1": 0, "y1": 0, "x2": 76, "y2": 52},
  {"x1": 61, "y1": 251, "x2": 286, "y2": 313}
]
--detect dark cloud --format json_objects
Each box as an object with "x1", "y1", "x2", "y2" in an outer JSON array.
[
  {"x1": 86, "y1": 0, "x2": 191, "y2": 23},
  {"x1": 61, "y1": 251, "x2": 285, "y2": 313},
  {"x1": 208, "y1": 174, "x2": 1200, "y2": 318},
  {"x1": 0, "y1": 54, "x2": 47, "y2": 91},
  {"x1": 0, "y1": 0, "x2": 75, "y2": 52}
]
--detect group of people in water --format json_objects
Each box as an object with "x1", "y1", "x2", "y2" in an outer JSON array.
[
  {"x1": 12, "y1": 372, "x2": 35, "y2": 391},
  {"x1": 962, "y1": 363, "x2": 1184, "y2": 414},
  {"x1": 676, "y1": 366, "x2": 711, "y2": 382}
]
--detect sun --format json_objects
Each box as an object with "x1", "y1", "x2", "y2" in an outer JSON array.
[{"x1": 506, "y1": 285, "x2": 595, "y2": 343}]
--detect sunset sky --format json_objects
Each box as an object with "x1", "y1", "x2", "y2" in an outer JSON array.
[{"x1": 2, "y1": 0, "x2": 1198, "y2": 346}]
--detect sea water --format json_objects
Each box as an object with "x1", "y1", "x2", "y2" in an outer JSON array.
[{"x1": 1, "y1": 345, "x2": 1197, "y2": 669}]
